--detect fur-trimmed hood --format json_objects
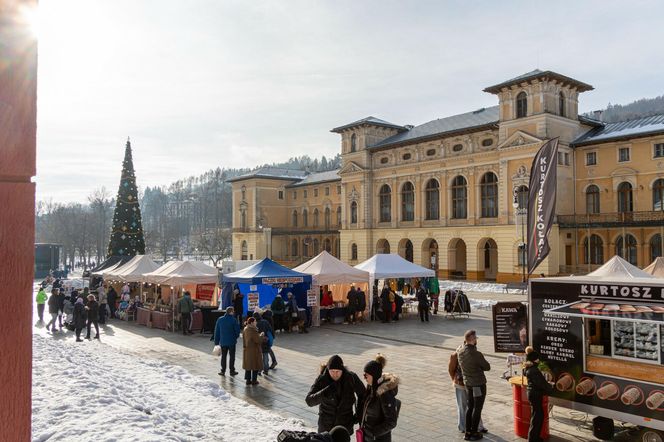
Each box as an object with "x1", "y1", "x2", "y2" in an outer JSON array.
[{"x1": 375, "y1": 372, "x2": 399, "y2": 396}]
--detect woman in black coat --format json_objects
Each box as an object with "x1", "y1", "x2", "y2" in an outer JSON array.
[
  {"x1": 73, "y1": 298, "x2": 87, "y2": 342},
  {"x1": 360, "y1": 354, "x2": 400, "y2": 442},
  {"x1": 523, "y1": 347, "x2": 553, "y2": 442},
  {"x1": 306, "y1": 355, "x2": 366, "y2": 434}
]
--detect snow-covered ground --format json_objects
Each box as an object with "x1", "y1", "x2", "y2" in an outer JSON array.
[{"x1": 32, "y1": 335, "x2": 308, "y2": 441}]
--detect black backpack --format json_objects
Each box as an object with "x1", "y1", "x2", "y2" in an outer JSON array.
[{"x1": 277, "y1": 430, "x2": 327, "y2": 442}]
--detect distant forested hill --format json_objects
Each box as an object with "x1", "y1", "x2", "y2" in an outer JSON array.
[{"x1": 584, "y1": 95, "x2": 664, "y2": 123}]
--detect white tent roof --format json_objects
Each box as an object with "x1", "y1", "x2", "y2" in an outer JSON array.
[
  {"x1": 93, "y1": 261, "x2": 124, "y2": 277},
  {"x1": 293, "y1": 251, "x2": 370, "y2": 286},
  {"x1": 143, "y1": 260, "x2": 219, "y2": 285},
  {"x1": 354, "y1": 253, "x2": 435, "y2": 279},
  {"x1": 542, "y1": 255, "x2": 656, "y2": 284},
  {"x1": 644, "y1": 257, "x2": 664, "y2": 278},
  {"x1": 103, "y1": 255, "x2": 160, "y2": 282}
]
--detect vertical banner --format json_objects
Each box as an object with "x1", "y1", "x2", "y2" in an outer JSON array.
[{"x1": 527, "y1": 137, "x2": 559, "y2": 275}]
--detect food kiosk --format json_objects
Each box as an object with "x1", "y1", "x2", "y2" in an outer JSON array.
[{"x1": 529, "y1": 256, "x2": 664, "y2": 440}]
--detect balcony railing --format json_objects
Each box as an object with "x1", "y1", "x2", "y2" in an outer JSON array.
[{"x1": 558, "y1": 211, "x2": 664, "y2": 228}]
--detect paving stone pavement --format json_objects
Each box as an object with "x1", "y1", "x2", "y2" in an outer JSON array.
[{"x1": 33, "y1": 291, "x2": 639, "y2": 441}]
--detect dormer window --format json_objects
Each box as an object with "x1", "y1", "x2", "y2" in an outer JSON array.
[
  {"x1": 380, "y1": 157, "x2": 389, "y2": 164},
  {"x1": 481, "y1": 138, "x2": 493, "y2": 147},
  {"x1": 452, "y1": 143, "x2": 463, "y2": 152},
  {"x1": 402, "y1": 153, "x2": 412, "y2": 161},
  {"x1": 516, "y1": 91, "x2": 527, "y2": 118},
  {"x1": 350, "y1": 133, "x2": 357, "y2": 152},
  {"x1": 426, "y1": 148, "x2": 436, "y2": 156},
  {"x1": 559, "y1": 92, "x2": 565, "y2": 117}
]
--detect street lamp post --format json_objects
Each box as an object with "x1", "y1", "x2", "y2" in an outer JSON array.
[{"x1": 513, "y1": 190, "x2": 527, "y2": 283}]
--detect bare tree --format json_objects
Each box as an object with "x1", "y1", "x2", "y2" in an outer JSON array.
[
  {"x1": 196, "y1": 228, "x2": 232, "y2": 267},
  {"x1": 88, "y1": 187, "x2": 114, "y2": 261}
]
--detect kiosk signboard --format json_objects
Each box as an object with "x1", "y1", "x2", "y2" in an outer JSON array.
[
  {"x1": 492, "y1": 302, "x2": 528, "y2": 353},
  {"x1": 530, "y1": 279, "x2": 664, "y2": 430}
]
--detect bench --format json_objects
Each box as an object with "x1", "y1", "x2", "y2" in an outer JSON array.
[{"x1": 504, "y1": 282, "x2": 527, "y2": 293}]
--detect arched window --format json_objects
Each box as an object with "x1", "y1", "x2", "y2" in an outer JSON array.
[
  {"x1": 653, "y1": 179, "x2": 664, "y2": 211},
  {"x1": 516, "y1": 91, "x2": 527, "y2": 118},
  {"x1": 313, "y1": 239, "x2": 319, "y2": 255},
  {"x1": 616, "y1": 234, "x2": 638, "y2": 265},
  {"x1": 559, "y1": 92, "x2": 565, "y2": 117},
  {"x1": 351, "y1": 243, "x2": 358, "y2": 260},
  {"x1": 425, "y1": 179, "x2": 439, "y2": 220},
  {"x1": 324, "y1": 207, "x2": 331, "y2": 229},
  {"x1": 324, "y1": 238, "x2": 331, "y2": 253},
  {"x1": 401, "y1": 182, "x2": 414, "y2": 221},
  {"x1": 484, "y1": 242, "x2": 491, "y2": 269},
  {"x1": 617, "y1": 182, "x2": 633, "y2": 213},
  {"x1": 336, "y1": 206, "x2": 342, "y2": 227},
  {"x1": 350, "y1": 133, "x2": 357, "y2": 152},
  {"x1": 651, "y1": 234, "x2": 662, "y2": 262},
  {"x1": 291, "y1": 239, "x2": 298, "y2": 257},
  {"x1": 350, "y1": 201, "x2": 358, "y2": 224},
  {"x1": 583, "y1": 234, "x2": 604, "y2": 264},
  {"x1": 303, "y1": 209, "x2": 309, "y2": 227},
  {"x1": 302, "y1": 240, "x2": 309, "y2": 257},
  {"x1": 480, "y1": 172, "x2": 498, "y2": 218},
  {"x1": 451, "y1": 176, "x2": 467, "y2": 219},
  {"x1": 586, "y1": 185, "x2": 600, "y2": 214},
  {"x1": 516, "y1": 185, "x2": 528, "y2": 211},
  {"x1": 313, "y1": 209, "x2": 319, "y2": 227},
  {"x1": 241, "y1": 241, "x2": 248, "y2": 260},
  {"x1": 292, "y1": 210, "x2": 298, "y2": 227},
  {"x1": 405, "y1": 240, "x2": 414, "y2": 262},
  {"x1": 379, "y1": 184, "x2": 391, "y2": 222}
]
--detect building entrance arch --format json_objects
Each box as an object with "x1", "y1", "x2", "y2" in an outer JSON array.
[
  {"x1": 478, "y1": 238, "x2": 498, "y2": 281},
  {"x1": 447, "y1": 238, "x2": 467, "y2": 279},
  {"x1": 376, "y1": 239, "x2": 391, "y2": 254},
  {"x1": 422, "y1": 238, "x2": 439, "y2": 271},
  {"x1": 399, "y1": 238, "x2": 414, "y2": 262}
]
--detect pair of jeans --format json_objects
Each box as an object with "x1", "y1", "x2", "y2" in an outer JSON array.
[
  {"x1": 37, "y1": 304, "x2": 45, "y2": 322},
  {"x1": 181, "y1": 312, "x2": 191, "y2": 334},
  {"x1": 454, "y1": 385, "x2": 485, "y2": 432},
  {"x1": 465, "y1": 384, "x2": 487, "y2": 434},
  {"x1": 262, "y1": 352, "x2": 270, "y2": 372},
  {"x1": 86, "y1": 319, "x2": 99, "y2": 338},
  {"x1": 220, "y1": 345, "x2": 236, "y2": 373},
  {"x1": 244, "y1": 370, "x2": 258, "y2": 383},
  {"x1": 46, "y1": 313, "x2": 58, "y2": 331}
]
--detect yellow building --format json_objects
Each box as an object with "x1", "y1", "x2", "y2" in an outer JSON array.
[{"x1": 231, "y1": 69, "x2": 664, "y2": 282}]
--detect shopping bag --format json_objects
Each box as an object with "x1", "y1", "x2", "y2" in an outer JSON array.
[
  {"x1": 355, "y1": 428, "x2": 364, "y2": 442},
  {"x1": 212, "y1": 345, "x2": 221, "y2": 356}
]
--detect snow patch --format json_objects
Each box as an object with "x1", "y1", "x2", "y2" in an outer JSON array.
[{"x1": 32, "y1": 335, "x2": 308, "y2": 441}]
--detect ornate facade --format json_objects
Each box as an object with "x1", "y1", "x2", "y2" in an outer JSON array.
[{"x1": 230, "y1": 70, "x2": 664, "y2": 282}]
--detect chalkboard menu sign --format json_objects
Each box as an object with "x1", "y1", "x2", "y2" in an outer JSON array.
[{"x1": 492, "y1": 302, "x2": 528, "y2": 353}]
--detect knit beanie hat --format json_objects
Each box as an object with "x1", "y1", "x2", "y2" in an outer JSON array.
[
  {"x1": 329, "y1": 425, "x2": 350, "y2": 442},
  {"x1": 525, "y1": 346, "x2": 540, "y2": 362},
  {"x1": 327, "y1": 355, "x2": 344, "y2": 371},
  {"x1": 363, "y1": 354, "x2": 387, "y2": 382}
]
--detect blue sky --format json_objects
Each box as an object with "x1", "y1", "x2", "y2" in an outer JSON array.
[{"x1": 36, "y1": 0, "x2": 664, "y2": 202}]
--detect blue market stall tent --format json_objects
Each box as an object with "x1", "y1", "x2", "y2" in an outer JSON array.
[{"x1": 221, "y1": 258, "x2": 312, "y2": 315}]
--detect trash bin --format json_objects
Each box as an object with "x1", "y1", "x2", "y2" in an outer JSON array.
[{"x1": 509, "y1": 376, "x2": 550, "y2": 439}]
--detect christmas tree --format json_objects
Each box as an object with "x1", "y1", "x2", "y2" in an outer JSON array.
[{"x1": 107, "y1": 138, "x2": 146, "y2": 257}]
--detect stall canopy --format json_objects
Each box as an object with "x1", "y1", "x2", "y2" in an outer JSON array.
[
  {"x1": 143, "y1": 260, "x2": 219, "y2": 286},
  {"x1": 542, "y1": 255, "x2": 655, "y2": 284},
  {"x1": 103, "y1": 255, "x2": 160, "y2": 282},
  {"x1": 644, "y1": 257, "x2": 664, "y2": 278},
  {"x1": 91, "y1": 255, "x2": 133, "y2": 276},
  {"x1": 293, "y1": 251, "x2": 370, "y2": 286},
  {"x1": 221, "y1": 258, "x2": 312, "y2": 312},
  {"x1": 354, "y1": 253, "x2": 435, "y2": 279}
]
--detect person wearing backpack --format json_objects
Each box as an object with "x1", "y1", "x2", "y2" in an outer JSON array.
[
  {"x1": 449, "y1": 347, "x2": 487, "y2": 434},
  {"x1": 457, "y1": 330, "x2": 491, "y2": 441},
  {"x1": 277, "y1": 425, "x2": 350, "y2": 442},
  {"x1": 359, "y1": 354, "x2": 400, "y2": 442},
  {"x1": 305, "y1": 355, "x2": 366, "y2": 434}
]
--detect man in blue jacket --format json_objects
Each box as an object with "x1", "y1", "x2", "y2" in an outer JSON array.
[{"x1": 214, "y1": 306, "x2": 241, "y2": 376}]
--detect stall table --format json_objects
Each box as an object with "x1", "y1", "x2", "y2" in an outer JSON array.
[
  {"x1": 151, "y1": 310, "x2": 171, "y2": 330},
  {"x1": 200, "y1": 307, "x2": 225, "y2": 333},
  {"x1": 190, "y1": 310, "x2": 203, "y2": 333},
  {"x1": 137, "y1": 307, "x2": 150, "y2": 326}
]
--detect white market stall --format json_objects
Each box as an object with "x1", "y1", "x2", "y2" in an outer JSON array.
[
  {"x1": 354, "y1": 253, "x2": 435, "y2": 314},
  {"x1": 143, "y1": 260, "x2": 220, "y2": 332},
  {"x1": 102, "y1": 254, "x2": 160, "y2": 283},
  {"x1": 293, "y1": 251, "x2": 370, "y2": 326},
  {"x1": 644, "y1": 257, "x2": 664, "y2": 278}
]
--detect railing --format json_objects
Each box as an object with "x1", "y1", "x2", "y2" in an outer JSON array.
[
  {"x1": 232, "y1": 227, "x2": 341, "y2": 235},
  {"x1": 557, "y1": 211, "x2": 664, "y2": 228}
]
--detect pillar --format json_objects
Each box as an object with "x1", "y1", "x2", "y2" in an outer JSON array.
[{"x1": 0, "y1": 1, "x2": 38, "y2": 440}]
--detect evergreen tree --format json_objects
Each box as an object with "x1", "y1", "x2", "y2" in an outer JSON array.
[{"x1": 107, "y1": 138, "x2": 145, "y2": 257}]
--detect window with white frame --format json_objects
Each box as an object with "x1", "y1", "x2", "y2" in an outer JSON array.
[
  {"x1": 586, "y1": 152, "x2": 597, "y2": 166},
  {"x1": 654, "y1": 143, "x2": 664, "y2": 158}
]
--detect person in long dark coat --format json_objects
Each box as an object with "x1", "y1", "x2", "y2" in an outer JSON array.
[
  {"x1": 242, "y1": 317, "x2": 263, "y2": 385},
  {"x1": 85, "y1": 294, "x2": 100, "y2": 339},
  {"x1": 107, "y1": 286, "x2": 118, "y2": 319},
  {"x1": 233, "y1": 288, "x2": 244, "y2": 326},
  {"x1": 306, "y1": 355, "x2": 366, "y2": 434},
  {"x1": 360, "y1": 354, "x2": 400, "y2": 442},
  {"x1": 523, "y1": 347, "x2": 554, "y2": 442},
  {"x1": 73, "y1": 298, "x2": 87, "y2": 342}
]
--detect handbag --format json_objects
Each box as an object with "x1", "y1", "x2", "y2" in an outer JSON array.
[
  {"x1": 355, "y1": 428, "x2": 364, "y2": 442},
  {"x1": 212, "y1": 345, "x2": 221, "y2": 356}
]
